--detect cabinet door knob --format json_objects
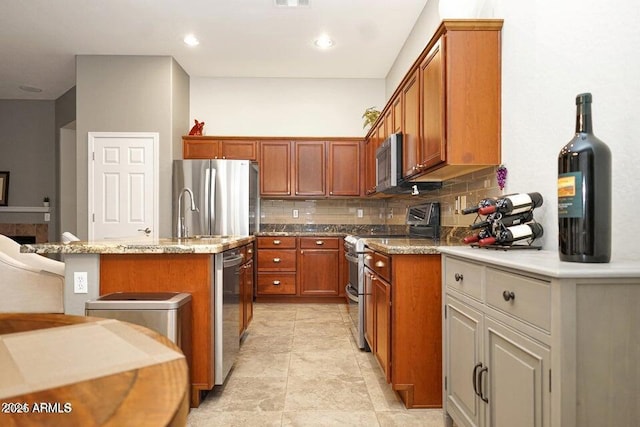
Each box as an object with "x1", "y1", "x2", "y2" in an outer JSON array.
[
  {"x1": 375, "y1": 260, "x2": 385, "y2": 268},
  {"x1": 273, "y1": 240, "x2": 281, "y2": 245},
  {"x1": 315, "y1": 240, "x2": 324, "y2": 245},
  {"x1": 273, "y1": 257, "x2": 281, "y2": 263},
  {"x1": 247, "y1": 248, "x2": 253, "y2": 254},
  {"x1": 273, "y1": 280, "x2": 281, "y2": 285},
  {"x1": 502, "y1": 290, "x2": 516, "y2": 302},
  {"x1": 454, "y1": 273, "x2": 464, "y2": 282}
]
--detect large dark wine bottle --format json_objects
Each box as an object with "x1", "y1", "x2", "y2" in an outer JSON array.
[
  {"x1": 478, "y1": 192, "x2": 543, "y2": 216},
  {"x1": 558, "y1": 93, "x2": 611, "y2": 263},
  {"x1": 479, "y1": 223, "x2": 544, "y2": 247}
]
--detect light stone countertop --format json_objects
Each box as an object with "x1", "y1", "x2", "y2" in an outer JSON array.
[
  {"x1": 363, "y1": 237, "x2": 442, "y2": 255},
  {"x1": 361, "y1": 240, "x2": 640, "y2": 279},
  {"x1": 20, "y1": 235, "x2": 255, "y2": 255},
  {"x1": 439, "y1": 246, "x2": 640, "y2": 279}
]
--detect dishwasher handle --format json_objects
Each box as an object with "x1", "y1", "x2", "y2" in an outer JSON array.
[
  {"x1": 345, "y1": 285, "x2": 359, "y2": 303},
  {"x1": 223, "y1": 254, "x2": 244, "y2": 268},
  {"x1": 345, "y1": 252, "x2": 359, "y2": 263}
]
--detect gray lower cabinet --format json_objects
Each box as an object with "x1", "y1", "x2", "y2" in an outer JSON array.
[
  {"x1": 443, "y1": 256, "x2": 550, "y2": 427},
  {"x1": 442, "y1": 250, "x2": 640, "y2": 427}
]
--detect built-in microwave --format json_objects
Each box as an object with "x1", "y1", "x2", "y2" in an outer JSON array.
[{"x1": 375, "y1": 132, "x2": 441, "y2": 194}]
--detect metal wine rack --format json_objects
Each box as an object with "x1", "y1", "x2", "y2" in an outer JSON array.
[{"x1": 463, "y1": 197, "x2": 544, "y2": 251}]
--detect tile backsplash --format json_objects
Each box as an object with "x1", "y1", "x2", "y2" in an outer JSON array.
[{"x1": 260, "y1": 167, "x2": 501, "y2": 228}]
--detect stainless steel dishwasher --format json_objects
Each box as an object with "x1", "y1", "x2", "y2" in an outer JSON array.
[{"x1": 214, "y1": 248, "x2": 243, "y2": 385}]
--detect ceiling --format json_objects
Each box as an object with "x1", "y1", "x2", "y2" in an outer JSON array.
[{"x1": 0, "y1": 0, "x2": 429, "y2": 100}]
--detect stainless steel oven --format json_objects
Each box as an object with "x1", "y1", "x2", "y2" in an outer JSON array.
[
  {"x1": 344, "y1": 238, "x2": 368, "y2": 350},
  {"x1": 343, "y1": 202, "x2": 440, "y2": 351}
]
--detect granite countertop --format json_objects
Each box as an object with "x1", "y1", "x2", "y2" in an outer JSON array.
[
  {"x1": 256, "y1": 231, "x2": 349, "y2": 237},
  {"x1": 21, "y1": 235, "x2": 255, "y2": 255},
  {"x1": 439, "y1": 246, "x2": 640, "y2": 279},
  {"x1": 363, "y1": 237, "x2": 443, "y2": 255}
]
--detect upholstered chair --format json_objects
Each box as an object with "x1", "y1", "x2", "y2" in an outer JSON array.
[{"x1": 0, "y1": 234, "x2": 64, "y2": 313}]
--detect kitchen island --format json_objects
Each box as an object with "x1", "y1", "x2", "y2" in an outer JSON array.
[{"x1": 21, "y1": 235, "x2": 255, "y2": 408}]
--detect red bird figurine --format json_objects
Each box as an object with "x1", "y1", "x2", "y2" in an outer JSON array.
[{"x1": 188, "y1": 119, "x2": 205, "y2": 136}]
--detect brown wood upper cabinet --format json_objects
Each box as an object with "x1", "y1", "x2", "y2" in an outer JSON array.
[
  {"x1": 328, "y1": 140, "x2": 360, "y2": 196},
  {"x1": 183, "y1": 136, "x2": 257, "y2": 161},
  {"x1": 419, "y1": 42, "x2": 445, "y2": 171},
  {"x1": 293, "y1": 141, "x2": 326, "y2": 197},
  {"x1": 363, "y1": 20, "x2": 502, "y2": 188},
  {"x1": 402, "y1": 69, "x2": 420, "y2": 178},
  {"x1": 260, "y1": 140, "x2": 292, "y2": 196},
  {"x1": 261, "y1": 138, "x2": 362, "y2": 198},
  {"x1": 412, "y1": 22, "x2": 502, "y2": 181},
  {"x1": 364, "y1": 122, "x2": 386, "y2": 196}
]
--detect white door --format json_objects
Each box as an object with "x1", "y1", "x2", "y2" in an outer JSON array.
[{"x1": 88, "y1": 132, "x2": 159, "y2": 240}]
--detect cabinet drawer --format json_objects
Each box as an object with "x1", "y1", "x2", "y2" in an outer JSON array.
[
  {"x1": 300, "y1": 237, "x2": 339, "y2": 249},
  {"x1": 365, "y1": 251, "x2": 391, "y2": 283},
  {"x1": 486, "y1": 268, "x2": 551, "y2": 331},
  {"x1": 257, "y1": 236, "x2": 297, "y2": 249},
  {"x1": 257, "y1": 249, "x2": 296, "y2": 271},
  {"x1": 257, "y1": 273, "x2": 297, "y2": 295},
  {"x1": 444, "y1": 257, "x2": 483, "y2": 300}
]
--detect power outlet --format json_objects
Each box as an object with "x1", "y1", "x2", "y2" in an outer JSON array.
[
  {"x1": 74, "y1": 272, "x2": 88, "y2": 294},
  {"x1": 357, "y1": 208, "x2": 364, "y2": 218},
  {"x1": 292, "y1": 209, "x2": 299, "y2": 218}
]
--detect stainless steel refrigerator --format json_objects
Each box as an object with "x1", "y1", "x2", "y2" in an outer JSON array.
[
  {"x1": 173, "y1": 159, "x2": 259, "y2": 386},
  {"x1": 172, "y1": 159, "x2": 259, "y2": 238}
]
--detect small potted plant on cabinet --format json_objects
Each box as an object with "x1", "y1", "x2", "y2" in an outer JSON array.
[{"x1": 43, "y1": 196, "x2": 50, "y2": 208}]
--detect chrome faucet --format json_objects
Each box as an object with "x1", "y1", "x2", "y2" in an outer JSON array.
[{"x1": 176, "y1": 187, "x2": 199, "y2": 238}]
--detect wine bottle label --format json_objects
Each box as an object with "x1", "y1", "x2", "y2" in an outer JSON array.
[
  {"x1": 506, "y1": 193, "x2": 533, "y2": 214},
  {"x1": 508, "y1": 224, "x2": 532, "y2": 239},
  {"x1": 558, "y1": 172, "x2": 584, "y2": 218}
]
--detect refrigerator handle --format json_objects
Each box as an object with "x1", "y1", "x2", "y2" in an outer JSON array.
[{"x1": 209, "y1": 167, "x2": 216, "y2": 235}]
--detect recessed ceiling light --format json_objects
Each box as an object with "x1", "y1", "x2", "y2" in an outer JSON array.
[
  {"x1": 183, "y1": 34, "x2": 200, "y2": 47},
  {"x1": 19, "y1": 85, "x2": 43, "y2": 93},
  {"x1": 314, "y1": 35, "x2": 334, "y2": 49}
]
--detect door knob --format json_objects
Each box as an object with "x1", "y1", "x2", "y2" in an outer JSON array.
[{"x1": 138, "y1": 227, "x2": 151, "y2": 236}]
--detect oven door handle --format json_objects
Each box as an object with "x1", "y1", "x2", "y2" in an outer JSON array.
[
  {"x1": 345, "y1": 252, "x2": 359, "y2": 263},
  {"x1": 345, "y1": 285, "x2": 359, "y2": 302}
]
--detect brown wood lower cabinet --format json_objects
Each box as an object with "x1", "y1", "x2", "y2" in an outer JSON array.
[
  {"x1": 240, "y1": 244, "x2": 254, "y2": 336},
  {"x1": 256, "y1": 236, "x2": 345, "y2": 301},
  {"x1": 364, "y1": 248, "x2": 442, "y2": 409}
]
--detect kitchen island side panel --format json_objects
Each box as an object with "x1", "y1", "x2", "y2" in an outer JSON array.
[
  {"x1": 392, "y1": 254, "x2": 443, "y2": 408},
  {"x1": 100, "y1": 253, "x2": 212, "y2": 407}
]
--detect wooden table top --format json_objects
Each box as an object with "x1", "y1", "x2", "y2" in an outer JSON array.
[{"x1": 0, "y1": 313, "x2": 189, "y2": 426}]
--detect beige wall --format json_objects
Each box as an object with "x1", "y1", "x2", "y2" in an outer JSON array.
[
  {"x1": 75, "y1": 55, "x2": 189, "y2": 238},
  {"x1": 386, "y1": 0, "x2": 640, "y2": 258}
]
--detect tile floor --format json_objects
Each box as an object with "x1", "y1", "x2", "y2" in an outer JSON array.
[{"x1": 187, "y1": 302, "x2": 446, "y2": 426}]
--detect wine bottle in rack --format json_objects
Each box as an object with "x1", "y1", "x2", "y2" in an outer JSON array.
[
  {"x1": 478, "y1": 192, "x2": 543, "y2": 216},
  {"x1": 478, "y1": 222, "x2": 544, "y2": 247},
  {"x1": 469, "y1": 210, "x2": 535, "y2": 230},
  {"x1": 463, "y1": 228, "x2": 492, "y2": 244},
  {"x1": 462, "y1": 197, "x2": 498, "y2": 215}
]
